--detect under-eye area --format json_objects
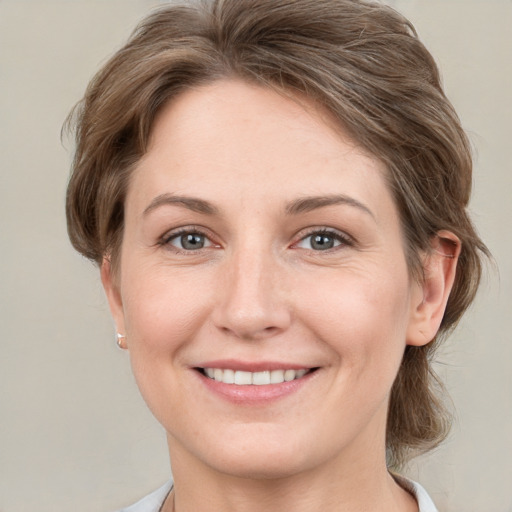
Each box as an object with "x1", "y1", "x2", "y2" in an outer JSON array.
[{"x1": 196, "y1": 367, "x2": 320, "y2": 385}]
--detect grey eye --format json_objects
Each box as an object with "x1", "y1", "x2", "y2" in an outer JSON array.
[
  {"x1": 181, "y1": 233, "x2": 205, "y2": 250},
  {"x1": 296, "y1": 231, "x2": 345, "y2": 251},
  {"x1": 309, "y1": 234, "x2": 337, "y2": 250},
  {"x1": 169, "y1": 232, "x2": 212, "y2": 250}
]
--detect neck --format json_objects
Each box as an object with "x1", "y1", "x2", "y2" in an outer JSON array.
[{"x1": 164, "y1": 434, "x2": 417, "y2": 512}]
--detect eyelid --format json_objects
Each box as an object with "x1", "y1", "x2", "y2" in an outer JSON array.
[
  {"x1": 291, "y1": 226, "x2": 354, "y2": 250},
  {"x1": 157, "y1": 225, "x2": 354, "y2": 253},
  {"x1": 159, "y1": 225, "x2": 220, "y2": 252}
]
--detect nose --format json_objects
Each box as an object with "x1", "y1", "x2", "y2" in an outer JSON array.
[{"x1": 212, "y1": 246, "x2": 292, "y2": 341}]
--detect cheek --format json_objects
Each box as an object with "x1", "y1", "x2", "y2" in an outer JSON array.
[
  {"x1": 297, "y1": 268, "x2": 412, "y2": 368},
  {"x1": 121, "y1": 263, "x2": 214, "y2": 355},
  {"x1": 119, "y1": 265, "x2": 215, "y2": 424}
]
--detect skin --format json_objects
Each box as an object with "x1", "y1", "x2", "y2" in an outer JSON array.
[{"x1": 102, "y1": 79, "x2": 459, "y2": 512}]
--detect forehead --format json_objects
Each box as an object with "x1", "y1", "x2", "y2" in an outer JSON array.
[{"x1": 129, "y1": 79, "x2": 394, "y2": 219}]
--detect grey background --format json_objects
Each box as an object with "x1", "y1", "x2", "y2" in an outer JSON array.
[{"x1": 1, "y1": 1, "x2": 511, "y2": 511}]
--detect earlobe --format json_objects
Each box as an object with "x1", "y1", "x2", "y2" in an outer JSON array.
[
  {"x1": 406, "y1": 230, "x2": 461, "y2": 347},
  {"x1": 100, "y1": 257, "x2": 126, "y2": 338}
]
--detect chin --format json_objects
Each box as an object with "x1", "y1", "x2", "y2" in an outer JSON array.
[
  {"x1": 208, "y1": 451, "x2": 313, "y2": 481},
  {"x1": 182, "y1": 426, "x2": 330, "y2": 481}
]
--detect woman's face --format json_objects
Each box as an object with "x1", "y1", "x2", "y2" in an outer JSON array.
[{"x1": 104, "y1": 79, "x2": 432, "y2": 479}]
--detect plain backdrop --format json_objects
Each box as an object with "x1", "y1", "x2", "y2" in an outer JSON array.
[{"x1": 1, "y1": 1, "x2": 511, "y2": 511}]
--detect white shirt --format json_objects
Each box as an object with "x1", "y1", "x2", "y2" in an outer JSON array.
[{"x1": 117, "y1": 476, "x2": 439, "y2": 512}]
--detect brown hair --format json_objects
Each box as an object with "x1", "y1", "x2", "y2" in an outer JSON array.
[{"x1": 65, "y1": 0, "x2": 489, "y2": 468}]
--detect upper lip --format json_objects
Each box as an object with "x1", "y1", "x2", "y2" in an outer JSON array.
[{"x1": 194, "y1": 359, "x2": 314, "y2": 372}]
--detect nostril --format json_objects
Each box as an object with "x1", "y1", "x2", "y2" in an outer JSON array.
[{"x1": 217, "y1": 322, "x2": 286, "y2": 341}]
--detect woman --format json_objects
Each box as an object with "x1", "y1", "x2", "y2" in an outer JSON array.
[{"x1": 65, "y1": 0, "x2": 488, "y2": 510}]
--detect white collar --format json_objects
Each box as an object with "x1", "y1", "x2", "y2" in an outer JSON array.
[{"x1": 118, "y1": 475, "x2": 438, "y2": 512}]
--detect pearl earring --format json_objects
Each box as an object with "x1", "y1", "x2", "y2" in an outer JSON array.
[{"x1": 116, "y1": 333, "x2": 127, "y2": 350}]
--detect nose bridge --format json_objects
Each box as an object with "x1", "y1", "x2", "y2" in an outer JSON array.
[{"x1": 214, "y1": 236, "x2": 290, "y2": 339}]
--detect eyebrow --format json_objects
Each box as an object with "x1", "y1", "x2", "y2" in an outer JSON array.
[
  {"x1": 285, "y1": 194, "x2": 375, "y2": 218},
  {"x1": 143, "y1": 194, "x2": 219, "y2": 216},
  {"x1": 143, "y1": 193, "x2": 374, "y2": 219}
]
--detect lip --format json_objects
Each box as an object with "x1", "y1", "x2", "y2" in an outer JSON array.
[
  {"x1": 192, "y1": 360, "x2": 319, "y2": 404},
  {"x1": 194, "y1": 359, "x2": 311, "y2": 372}
]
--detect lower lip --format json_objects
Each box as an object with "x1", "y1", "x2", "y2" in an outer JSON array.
[{"x1": 196, "y1": 370, "x2": 316, "y2": 404}]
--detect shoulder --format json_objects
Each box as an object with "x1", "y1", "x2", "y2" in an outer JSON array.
[
  {"x1": 113, "y1": 480, "x2": 173, "y2": 512},
  {"x1": 392, "y1": 473, "x2": 439, "y2": 512}
]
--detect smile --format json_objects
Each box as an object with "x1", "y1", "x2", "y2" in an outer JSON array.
[{"x1": 202, "y1": 368, "x2": 312, "y2": 385}]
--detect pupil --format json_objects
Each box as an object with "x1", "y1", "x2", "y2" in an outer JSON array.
[
  {"x1": 181, "y1": 233, "x2": 204, "y2": 250},
  {"x1": 312, "y1": 234, "x2": 334, "y2": 250}
]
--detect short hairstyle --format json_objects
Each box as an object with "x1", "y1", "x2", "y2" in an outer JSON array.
[{"x1": 65, "y1": 0, "x2": 489, "y2": 468}]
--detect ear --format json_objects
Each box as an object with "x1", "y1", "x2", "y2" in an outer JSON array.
[
  {"x1": 100, "y1": 257, "x2": 126, "y2": 339},
  {"x1": 406, "y1": 230, "x2": 461, "y2": 347}
]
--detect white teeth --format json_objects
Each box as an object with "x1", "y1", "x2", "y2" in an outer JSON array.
[
  {"x1": 270, "y1": 369, "x2": 284, "y2": 383},
  {"x1": 203, "y1": 368, "x2": 309, "y2": 385},
  {"x1": 284, "y1": 369, "x2": 295, "y2": 382},
  {"x1": 223, "y1": 368, "x2": 235, "y2": 384},
  {"x1": 234, "y1": 371, "x2": 252, "y2": 385},
  {"x1": 252, "y1": 371, "x2": 271, "y2": 385}
]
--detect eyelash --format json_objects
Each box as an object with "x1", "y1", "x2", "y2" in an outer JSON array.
[
  {"x1": 158, "y1": 226, "x2": 353, "y2": 254},
  {"x1": 293, "y1": 227, "x2": 353, "y2": 252},
  {"x1": 159, "y1": 226, "x2": 217, "y2": 254}
]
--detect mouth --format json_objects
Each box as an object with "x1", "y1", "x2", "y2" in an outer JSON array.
[{"x1": 197, "y1": 367, "x2": 318, "y2": 386}]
